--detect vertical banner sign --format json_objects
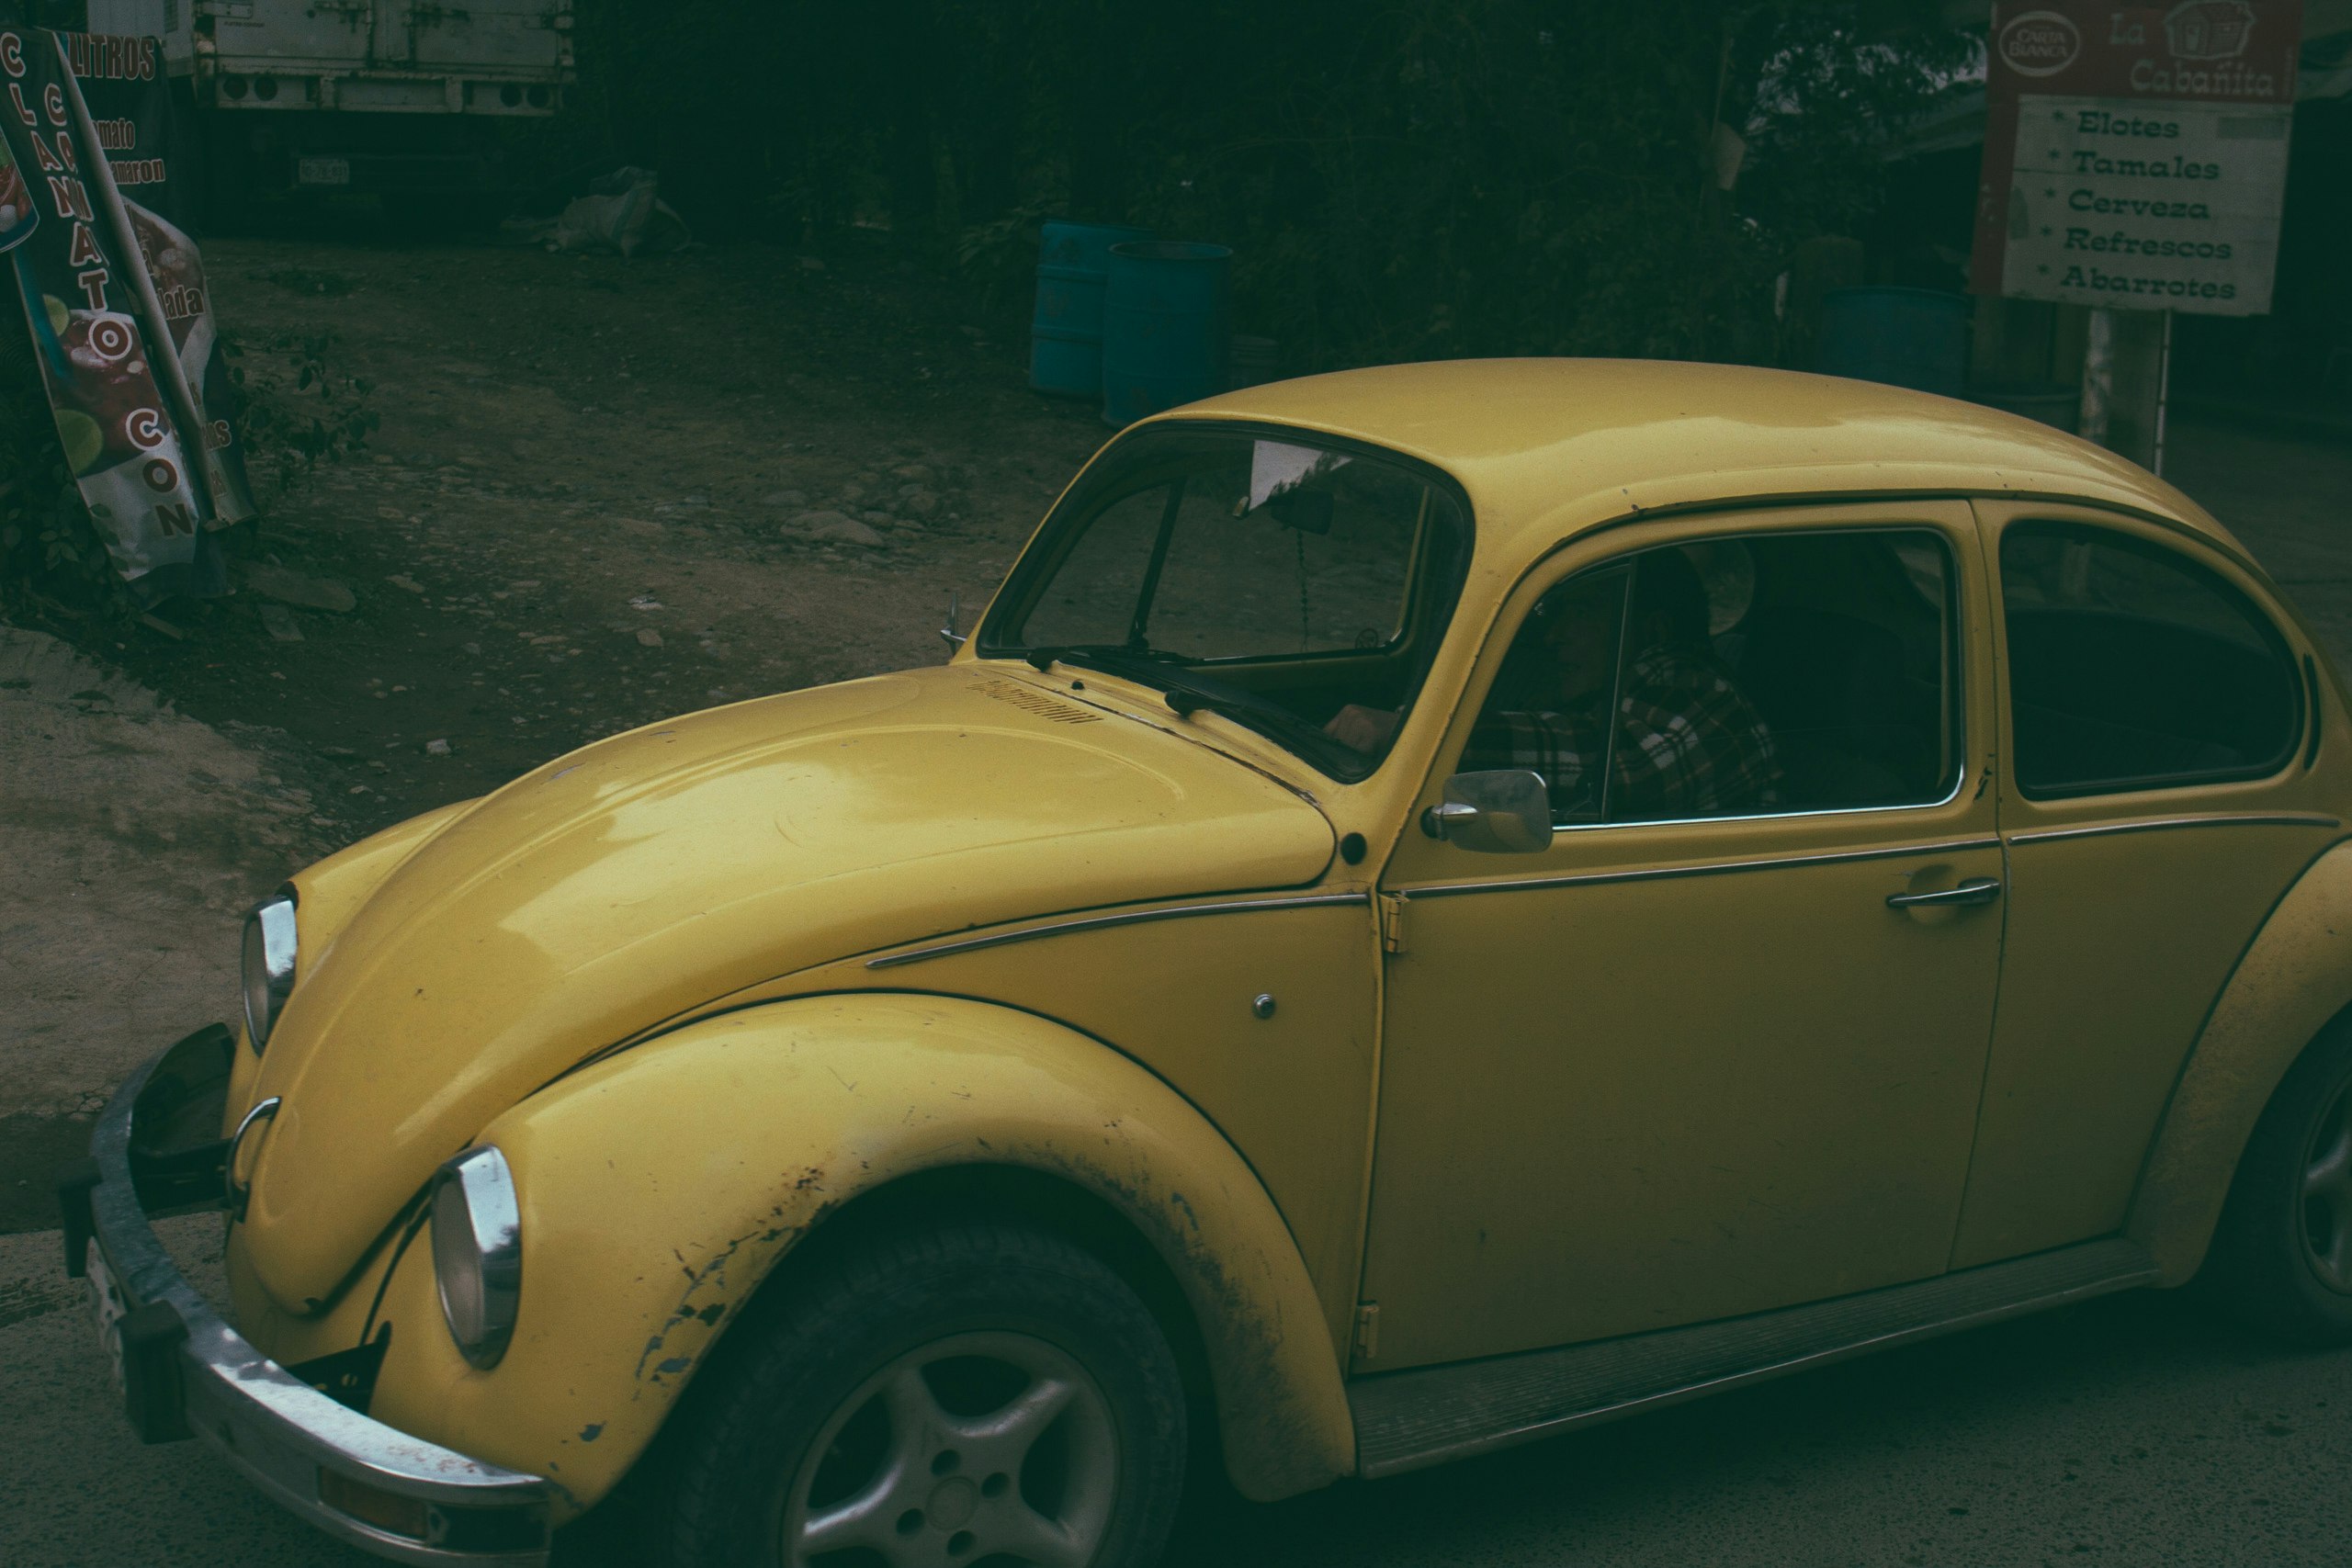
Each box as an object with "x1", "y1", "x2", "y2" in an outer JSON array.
[
  {"x1": 0, "y1": 27, "x2": 220, "y2": 601},
  {"x1": 64, "y1": 30, "x2": 256, "y2": 527},
  {"x1": 1973, "y1": 2, "x2": 2302, "y2": 315},
  {"x1": 0, "y1": 114, "x2": 33, "y2": 252}
]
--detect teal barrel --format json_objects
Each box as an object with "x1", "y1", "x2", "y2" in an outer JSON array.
[
  {"x1": 1029, "y1": 220, "x2": 1153, "y2": 399},
  {"x1": 1102, "y1": 241, "x2": 1233, "y2": 426},
  {"x1": 1815, "y1": 287, "x2": 1972, "y2": 398}
]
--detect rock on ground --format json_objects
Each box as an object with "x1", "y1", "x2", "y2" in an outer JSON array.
[{"x1": 784, "y1": 509, "x2": 886, "y2": 547}]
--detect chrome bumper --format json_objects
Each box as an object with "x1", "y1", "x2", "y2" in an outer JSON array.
[{"x1": 59, "y1": 1029, "x2": 553, "y2": 1565}]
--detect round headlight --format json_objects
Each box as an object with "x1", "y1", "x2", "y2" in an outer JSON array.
[
  {"x1": 432, "y1": 1145, "x2": 522, "y2": 1370},
  {"x1": 241, "y1": 895, "x2": 299, "y2": 1055}
]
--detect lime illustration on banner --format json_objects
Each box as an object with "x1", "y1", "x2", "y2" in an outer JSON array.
[{"x1": 0, "y1": 26, "x2": 223, "y2": 602}]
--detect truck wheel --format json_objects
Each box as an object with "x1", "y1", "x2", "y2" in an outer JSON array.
[
  {"x1": 2205, "y1": 1020, "x2": 2352, "y2": 1345},
  {"x1": 656, "y1": 1221, "x2": 1187, "y2": 1567}
]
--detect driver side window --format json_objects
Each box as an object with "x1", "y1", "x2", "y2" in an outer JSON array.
[{"x1": 1470, "y1": 529, "x2": 1959, "y2": 826}]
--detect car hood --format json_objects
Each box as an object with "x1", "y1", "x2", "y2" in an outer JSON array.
[{"x1": 240, "y1": 663, "x2": 1333, "y2": 1310}]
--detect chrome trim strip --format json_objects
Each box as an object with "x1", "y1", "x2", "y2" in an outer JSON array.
[
  {"x1": 1545, "y1": 767, "x2": 1971, "y2": 838},
  {"x1": 222, "y1": 1095, "x2": 279, "y2": 1219},
  {"x1": 864, "y1": 891, "x2": 1373, "y2": 970},
  {"x1": 434, "y1": 1146, "x2": 524, "y2": 1371},
  {"x1": 1351, "y1": 1238, "x2": 2156, "y2": 1481},
  {"x1": 1401, "y1": 837, "x2": 2002, "y2": 902},
  {"x1": 2007, "y1": 812, "x2": 2341, "y2": 846},
  {"x1": 85, "y1": 1051, "x2": 553, "y2": 1565}
]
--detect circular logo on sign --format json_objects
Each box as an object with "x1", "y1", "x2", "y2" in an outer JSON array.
[
  {"x1": 1998, "y1": 9, "x2": 2081, "y2": 77},
  {"x1": 85, "y1": 315, "x2": 137, "y2": 363}
]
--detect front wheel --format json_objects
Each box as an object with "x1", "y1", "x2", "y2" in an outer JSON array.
[
  {"x1": 2205, "y1": 1020, "x2": 2352, "y2": 1345},
  {"x1": 655, "y1": 1222, "x2": 1188, "y2": 1567}
]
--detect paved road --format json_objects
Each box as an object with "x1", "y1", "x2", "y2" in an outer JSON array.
[{"x1": 7, "y1": 1213, "x2": 2350, "y2": 1565}]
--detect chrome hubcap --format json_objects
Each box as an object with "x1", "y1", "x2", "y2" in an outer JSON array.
[
  {"x1": 2301, "y1": 1081, "x2": 2352, "y2": 1293},
  {"x1": 782, "y1": 1330, "x2": 1117, "y2": 1567}
]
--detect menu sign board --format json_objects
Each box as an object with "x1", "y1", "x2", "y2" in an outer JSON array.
[{"x1": 1972, "y1": 2, "x2": 2302, "y2": 316}]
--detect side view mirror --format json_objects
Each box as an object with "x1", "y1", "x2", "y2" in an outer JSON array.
[
  {"x1": 939, "y1": 590, "x2": 966, "y2": 649},
  {"x1": 1420, "y1": 770, "x2": 1554, "y2": 854}
]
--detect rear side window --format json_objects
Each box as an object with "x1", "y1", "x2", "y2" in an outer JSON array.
[{"x1": 1999, "y1": 523, "x2": 2300, "y2": 798}]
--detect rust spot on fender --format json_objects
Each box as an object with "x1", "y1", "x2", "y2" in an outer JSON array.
[{"x1": 631, "y1": 1176, "x2": 837, "y2": 1391}]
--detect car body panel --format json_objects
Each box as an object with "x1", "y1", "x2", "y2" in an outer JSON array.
[
  {"x1": 223, "y1": 797, "x2": 478, "y2": 1119},
  {"x1": 170, "y1": 361, "x2": 2352, "y2": 1553},
  {"x1": 236, "y1": 667, "x2": 1333, "y2": 1310},
  {"x1": 354, "y1": 994, "x2": 1354, "y2": 1514},
  {"x1": 1953, "y1": 497, "x2": 2349, "y2": 1266},
  {"x1": 1058, "y1": 364, "x2": 2244, "y2": 904},
  {"x1": 1167, "y1": 360, "x2": 2232, "y2": 581},
  {"x1": 2132, "y1": 838, "x2": 2352, "y2": 1281},
  {"x1": 786, "y1": 897, "x2": 1385, "y2": 1352},
  {"x1": 1359, "y1": 501, "x2": 2008, "y2": 1368}
]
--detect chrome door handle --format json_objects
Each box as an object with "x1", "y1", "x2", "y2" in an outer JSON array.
[{"x1": 1886, "y1": 876, "x2": 2002, "y2": 909}]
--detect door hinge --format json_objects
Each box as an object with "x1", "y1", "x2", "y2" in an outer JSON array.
[
  {"x1": 1352, "y1": 1302, "x2": 1380, "y2": 1362},
  {"x1": 1377, "y1": 893, "x2": 1407, "y2": 954}
]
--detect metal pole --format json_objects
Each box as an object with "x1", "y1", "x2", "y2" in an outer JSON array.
[
  {"x1": 2078, "y1": 307, "x2": 2115, "y2": 450},
  {"x1": 2152, "y1": 310, "x2": 2174, "y2": 479}
]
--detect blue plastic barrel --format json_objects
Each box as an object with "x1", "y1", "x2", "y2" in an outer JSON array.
[
  {"x1": 1029, "y1": 220, "x2": 1154, "y2": 399},
  {"x1": 1815, "y1": 287, "x2": 1972, "y2": 398},
  {"x1": 1102, "y1": 241, "x2": 1233, "y2": 426}
]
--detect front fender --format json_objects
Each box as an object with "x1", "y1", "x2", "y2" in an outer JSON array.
[
  {"x1": 225, "y1": 798, "x2": 479, "y2": 1122},
  {"x1": 364, "y1": 994, "x2": 1354, "y2": 1516},
  {"x1": 2131, "y1": 838, "x2": 2352, "y2": 1282}
]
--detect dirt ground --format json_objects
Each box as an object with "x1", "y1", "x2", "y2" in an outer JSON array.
[
  {"x1": 0, "y1": 227, "x2": 1121, "y2": 1224},
  {"x1": 30, "y1": 228, "x2": 1114, "y2": 840},
  {"x1": 25, "y1": 231, "x2": 2352, "y2": 847}
]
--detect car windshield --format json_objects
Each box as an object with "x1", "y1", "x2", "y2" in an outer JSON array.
[{"x1": 980, "y1": 423, "x2": 1471, "y2": 780}]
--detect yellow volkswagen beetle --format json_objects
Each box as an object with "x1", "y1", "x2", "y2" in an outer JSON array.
[{"x1": 64, "y1": 360, "x2": 2352, "y2": 1567}]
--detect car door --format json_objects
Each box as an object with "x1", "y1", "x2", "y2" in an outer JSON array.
[
  {"x1": 1357, "y1": 502, "x2": 2006, "y2": 1372},
  {"x1": 1950, "y1": 502, "x2": 2339, "y2": 1268}
]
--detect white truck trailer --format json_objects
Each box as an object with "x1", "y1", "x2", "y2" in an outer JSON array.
[{"x1": 83, "y1": 0, "x2": 574, "y2": 223}]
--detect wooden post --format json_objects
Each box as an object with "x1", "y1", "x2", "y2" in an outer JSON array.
[
  {"x1": 2077, "y1": 307, "x2": 2116, "y2": 450},
  {"x1": 2152, "y1": 310, "x2": 2175, "y2": 479}
]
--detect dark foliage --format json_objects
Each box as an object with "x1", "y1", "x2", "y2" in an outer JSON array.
[
  {"x1": 0, "y1": 326, "x2": 377, "y2": 615},
  {"x1": 557, "y1": 0, "x2": 1976, "y2": 371}
]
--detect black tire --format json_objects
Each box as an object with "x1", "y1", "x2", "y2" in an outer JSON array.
[
  {"x1": 2204, "y1": 1018, "x2": 2352, "y2": 1345},
  {"x1": 652, "y1": 1221, "x2": 1188, "y2": 1568}
]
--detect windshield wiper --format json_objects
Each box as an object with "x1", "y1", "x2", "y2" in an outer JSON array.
[
  {"x1": 1033, "y1": 647, "x2": 1306, "y2": 735},
  {"x1": 1018, "y1": 644, "x2": 1351, "y2": 762},
  {"x1": 1023, "y1": 643, "x2": 1193, "y2": 674}
]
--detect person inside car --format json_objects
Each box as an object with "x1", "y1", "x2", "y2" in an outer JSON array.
[{"x1": 1326, "y1": 549, "x2": 1781, "y2": 821}]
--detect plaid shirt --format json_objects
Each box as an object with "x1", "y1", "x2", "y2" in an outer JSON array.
[{"x1": 1467, "y1": 644, "x2": 1781, "y2": 821}]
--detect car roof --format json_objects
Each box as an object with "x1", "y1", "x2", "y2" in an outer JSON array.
[{"x1": 1170, "y1": 358, "x2": 2233, "y2": 566}]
